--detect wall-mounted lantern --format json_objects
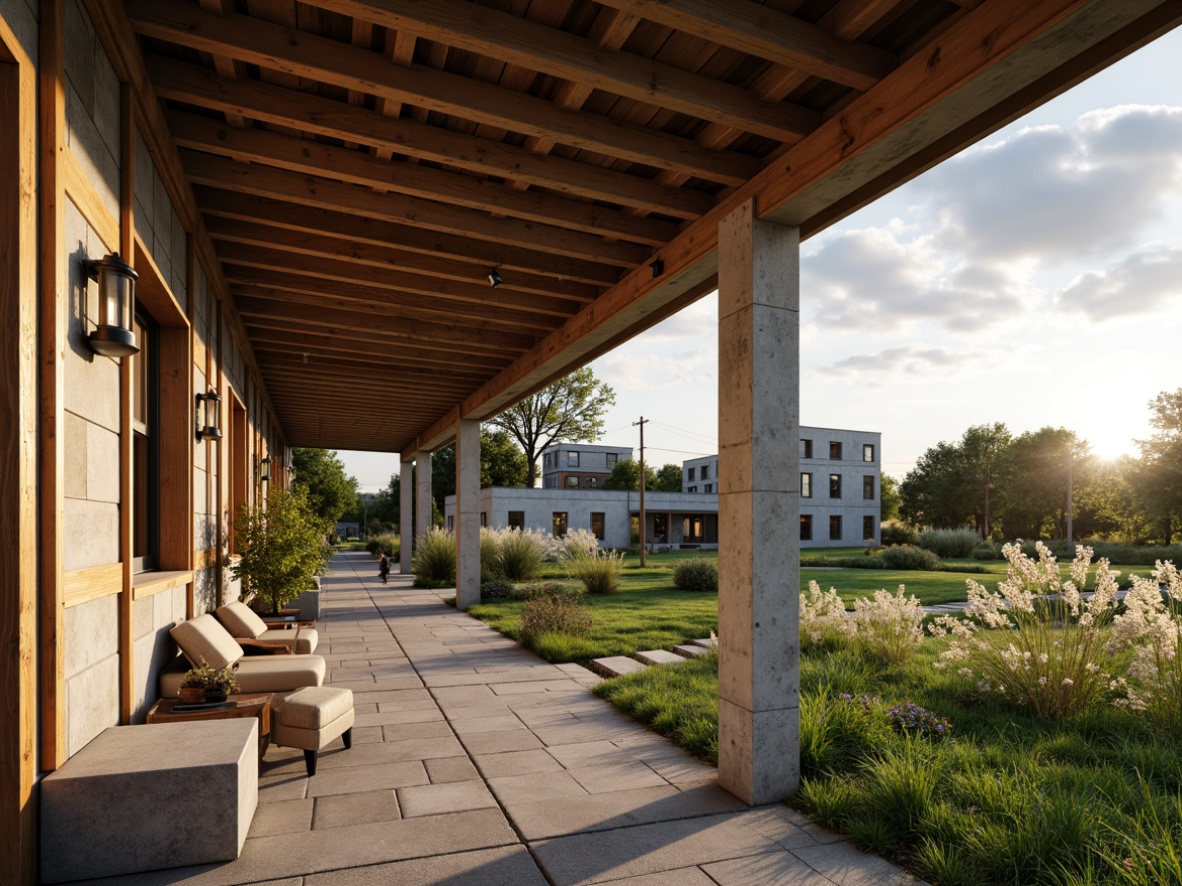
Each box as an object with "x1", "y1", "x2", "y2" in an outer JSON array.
[
  {"x1": 195, "y1": 390, "x2": 222, "y2": 442},
  {"x1": 85, "y1": 253, "x2": 139, "y2": 357},
  {"x1": 260, "y1": 456, "x2": 272, "y2": 484}
]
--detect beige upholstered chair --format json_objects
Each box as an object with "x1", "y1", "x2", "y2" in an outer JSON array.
[{"x1": 215, "y1": 601, "x2": 319, "y2": 655}]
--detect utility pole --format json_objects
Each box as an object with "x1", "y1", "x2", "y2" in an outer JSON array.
[
  {"x1": 634, "y1": 416, "x2": 648, "y2": 567},
  {"x1": 1066, "y1": 447, "x2": 1073, "y2": 545}
]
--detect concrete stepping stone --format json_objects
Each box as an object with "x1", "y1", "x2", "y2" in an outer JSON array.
[
  {"x1": 589, "y1": 656, "x2": 648, "y2": 678},
  {"x1": 691, "y1": 637, "x2": 717, "y2": 648},
  {"x1": 673, "y1": 644, "x2": 709, "y2": 658},
  {"x1": 633, "y1": 650, "x2": 684, "y2": 666}
]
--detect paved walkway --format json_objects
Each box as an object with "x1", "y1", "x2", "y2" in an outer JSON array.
[{"x1": 78, "y1": 551, "x2": 921, "y2": 886}]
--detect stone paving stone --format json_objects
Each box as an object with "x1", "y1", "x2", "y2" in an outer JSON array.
[
  {"x1": 633, "y1": 650, "x2": 685, "y2": 666},
  {"x1": 257, "y1": 774, "x2": 309, "y2": 803},
  {"x1": 248, "y1": 798, "x2": 314, "y2": 837},
  {"x1": 567, "y1": 760, "x2": 671, "y2": 794},
  {"x1": 791, "y1": 842, "x2": 925, "y2": 885},
  {"x1": 674, "y1": 644, "x2": 710, "y2": 658},
  {"x1": 589, "y1": 656, "x2": 648, "y2": 678},
  {"x1": 397, "y1": 779, "x2": 498, "y2": 818},
  {"x1": 347, "y1": 726, "x2": 384, "y2": 745},
  {"x1": 590, "y1": 869, "x2": 717, "y2": 886},
  {"x1": 487, "y1": 770, "x2": 589, "y2": 806},
  {"x1": 474, "y1": 749, "x2": 565, "y2": 778},
  {"x1": 546, "y1": 740, "x2": 631, "y2": 769},
  {"x1": 702, "y1": 852, "x2": 835, "y2": 885},
  {"x1": 450, "y1": 714, "x2": 527, "y2": 735},
  {"x1": 312, "y1": 789, "x2": 400, "y2": 830},
  {"x1": 424, "y1": 755, "x2": 480, "y2": 784},
  {"x1": 489, "y1": 679, "x2": 581, "y2": 695},
  {"x1": 303, "y1": 760, "x2": 430, "y2": 798},
  {"x1": 377, "y1": 721, "x2": 454, "y2": 742},
  {"x1": 302, "y1": 845, "x2": 548, "y2": 886},
  {"x1": 458, "y1": 728, "x2": 545, "y2": 755},
  {"x1": 354, "y1": 708, "x2": 444, "y2": 728},
  {"x1": 530, "y1": 809, "x2": 791, "y2": 885},
  {"x1": 691, "y1": 637, "x2": 717, "y2": 648}
]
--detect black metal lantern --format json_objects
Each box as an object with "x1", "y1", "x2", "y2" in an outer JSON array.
[
  {"x1": 195, "y1": 390, "x2": 222, "y2": 442},
  {"x1": 85, "y1": 253, "x2": 139, "y2": 357},
  {"x1": 260, "y1": 456, "x2": 272, "y2": 484}
]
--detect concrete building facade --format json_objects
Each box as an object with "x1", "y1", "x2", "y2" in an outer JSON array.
[{"x1": 540, "y1": 443, "x2": 633, "y2": 490}]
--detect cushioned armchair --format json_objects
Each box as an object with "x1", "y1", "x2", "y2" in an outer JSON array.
[{"x1": 216, "y1": 601, "x2": 319, "y2": 655}]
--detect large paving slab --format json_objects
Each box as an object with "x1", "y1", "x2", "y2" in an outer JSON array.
[{"x1": 64, "y1": 551, "x2": 922, "y2": 886}]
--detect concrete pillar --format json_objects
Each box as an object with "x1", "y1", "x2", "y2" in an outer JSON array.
[
  {"x1": 399, "y1": 456, "x2": 414, "y2": 573},
  {"x1": 717, "y1": 199, "x2": 801, "y2": 806},
  {"x1": 415, "y1": 450, "x2": 432, "y2": 541},
  {"x1": 454, "y1": 419, "x2": 481, "y2": 610}
]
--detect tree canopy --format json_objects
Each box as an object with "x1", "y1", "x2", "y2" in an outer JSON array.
[
  {"x1": 653, "y1": 463, "x2": 684, "y2": 492},
  {"x1": 487, "y1": 367, "x2": 616, "y2": 486},
  {"x1": 290, "y1": 448, "x2": 358, "y2": 527},
  {"x1": 1134, "y1": 388, "x2": 1182, "y2": 543},
  {"x1": 603, "y1": 458, "x2": 656, "y2": 491}
]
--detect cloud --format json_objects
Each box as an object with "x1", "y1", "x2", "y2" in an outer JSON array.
[
  {"x1": 595, "y1": 345, "x2": 717, "y2": 391},
  {"x1": 1056, "y1": 245, "x2": 1182, "y2": 320},
  {"x1": 817, "y1": 345, "x2": 980, "y2": 381}
]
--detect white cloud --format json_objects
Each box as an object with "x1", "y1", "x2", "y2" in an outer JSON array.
[
  {"x1": 1056, "y1": 245, "x2": 1182, "y2": 320},
  {"x1": 817, "y1": 345, "x2": 980, "y2": 381},
  {"x1": 595, "y1": 345, "x2": 717, "y2": 392}
]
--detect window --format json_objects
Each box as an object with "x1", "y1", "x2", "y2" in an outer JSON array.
[
  {"x1": 606, "y1": 453, "x2": 618, "y2": 468},
  {"x1": 863, "y1": 443, "x2": 875, "y2": 462},
  {"x1": 587, "y1": 477, "x2": 597, "y2": 488},
  {"x1": 131, "y1": 310, "x2": 159, "y2": 572},
  {"x1": 480, "y1": 511, "x2": 487, "y2": 527},
  {"x1": 683, "y1": 515, "x2": 703, "y2": 542},
  {"x1": 863, "y1": 515, "x2": 875, "y2": 541},
  {"x1": 544, "y1": 476, "x2": 557, "y2": 488},
  {"x1": 567, "y1": 451, "x2": 579, "y2": 467},
  {"x1": 701, "y1": 464, "x2": 710, "y2": 479},
  {"x1": 552, "y1": 512, "x2": 568, "y2": 537},
  {"x1": 801, "y1": 439, "x2": 813, "y2": 459},
  {"x1": 800, "y1": 514, "x2": 813, "y2": 541},
  {"x1": 801, "y1": 472, "x2": 812, "y2": 498},
  {"x1": 688, "y1": 467, "x2": 696, "y2": 481},
  {"x1": 830, "y1": 441, "x2": 842, "y2": 460},
  {"x1": 829, "y1": 474, "x2": 841, "y2": 498},
  {"x1": 590, "y1": 512, "x2": 605, "y2": 540},
  {"x1": 508, "y1": 511, "x2": 525, "y2": 530},
  {"x1": 688, "y1": 486, "x2": 697, "y2": 493},
  {"x1": 704, "y1": 483, "x2": 713, "y2": 493},
  {"x1": 447, "y1": 516, "x2": 454, "y2": 530},
  {"x1": 863, "y1": 476, "x2": 874, "y2": 500},
  {"x1": 830, "y1": 515, "x2": 842, "y2": 540},
  {"x1": 567, "y1": 476, "x2": 579, "y2": 488}
]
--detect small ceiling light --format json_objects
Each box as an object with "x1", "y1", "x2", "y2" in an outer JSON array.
[
  {"x1": 85, "y1": 253, "x2": 139, "y2": 357},
  {"x1": 195, "y1": 389, "x2": 222, "y2": 442},
  {"x1": 649, "y1": 259, "x2": 665, "y2": 278},
  {"x1": 487, "y1": 268, "x2": 503, "y2": 288}
]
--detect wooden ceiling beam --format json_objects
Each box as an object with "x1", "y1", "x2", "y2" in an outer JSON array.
[
  {"x1": 593, "y1": 0, "x2": 895, "y2": 90},
  {"x1": 148, "y1": 56, "x2": 713, "y2": 220},
  {"x1": 126, "y1": 0, "x2": 761, "y2": 186},
  {"x1": 243, "y1": 327, "x2": 512, "y2": 369},
  {"x1": 205, "y1": 217, "x2": 601, "y2": 302},
  {"x1": 216, "y1": 243, "x2": 587, "y2": 314},
  {"x1": 183, "y1": 154, "x2": 652, "y2": 267},
  {"x1": 168, "y1": 111, "x2": 680, "y2": 245},
  {"x1": 295, "y1": 0, "x2": 820, "y2": 141},
  {"x1": 261, "y1": 365, "x2": 481, "y2": 391},
  {"x1": 195, "y1": 188, "x2": 622, "y2": 287},
  {"x1": 240, "y1": 314, "x2": 513, "y2": 359}
]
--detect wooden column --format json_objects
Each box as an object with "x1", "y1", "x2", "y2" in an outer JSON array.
[
  {"x1": 0, "y1": 13, "x2": 41, "y2": 884},
  {"x1": 717, "y1": 199, "x2": 800, "y2": 805},
  {"x1": 118, "y1": 81, "x2": 135, "y2": 724}
]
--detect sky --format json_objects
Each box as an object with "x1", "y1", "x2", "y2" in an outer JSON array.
[{"x1": 340, "y1": 28, "x2": 1182, "y2": 492}]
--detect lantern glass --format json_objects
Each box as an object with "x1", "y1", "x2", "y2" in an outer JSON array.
[{"x1": 87, "y1": 253, "x2": 140, "y2": 357}]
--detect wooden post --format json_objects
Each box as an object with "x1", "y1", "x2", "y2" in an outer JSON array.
[{"x1": 118, "y1": 81, "x2": 135, "y2": 724}]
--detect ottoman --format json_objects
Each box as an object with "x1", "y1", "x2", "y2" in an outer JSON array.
[{"x1": 271, "y1": 686, "x2": 354, "y2": 776}]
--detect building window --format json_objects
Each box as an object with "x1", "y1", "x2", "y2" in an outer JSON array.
[
  {"x1": 863, "y1": 443, "x2": 875, "y2": 462},
  {"x1": 704, "y1": 483, "x2": 713, "y2": 493},
  {"x1": 132, "y1": 311, "x2": 159, "y2": 572},
  {"x1": 863, "y1": 476, "x2": 874, "y2": 500},
  {"x1": 590, "y1": 512, "x2": 605, "y2": 540},
  {"x1": 801, "y1": 439, "x2": 813, "y2": 459},
  {"x1": 587, "y1": 477, "x2": 597, "y2": 488},
  {"x1": 688, "y1": 486, "x2": 697, "y2": 493},
  {"x1": 688, "y1": 467, "x2": 696, "y2": 481},
  {"x1": 447, "y1": 516, "x2": 454, "y2": 530},
  {"x1": 552, "y1": 512, "x2": 568, "y2": 537},
  {"x1": 567, "y1": 476, "x2": 579, "y2": 488},
  {"x1": 567, "y1": 452, "x2": 579, "y2": 468},
  {"x1": 830, "y1": 441, "x2": 842, "y2": 460},
  {"x1": 606, "y1": 453, "x2": 617, "y2": 468},
  {"x1": 701, "y1": 464, "x2": 710, "y2": 479},
  {"x1": 829, "y1": 474, "x2": 841, "y2": 498},
  {"x1": 830, "y1": 515, "x2": 842, "y2": 540},
  {"x1": 800, "y1": 514, "x2": 813, "y2": 541},
  {"x1": 863, "y1": 515, "x2": 875, "y2": 541},
  {"x1": 480, "y1": 511, "x2": 487, "y2": 527},
  {"x1": 801, "y1": 472, "x2": 812, "y2": 498},
  {"x1": 683, "y1": 515, "x2": 703, "y2": 542},
  {"x1": 508, "y1": 511, "x2": 525, "y2": 530}
]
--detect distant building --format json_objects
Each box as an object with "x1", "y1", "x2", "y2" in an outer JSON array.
[{"x1": 540, "y1": 442, "x2": 633, "y2": 490}]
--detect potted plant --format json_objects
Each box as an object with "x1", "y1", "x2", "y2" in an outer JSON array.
[
  {"x1": 231, "y1": 486, "x2": 328, "y2": 616},
  {"x1": 180, "y1": 660, "x2": 240, "y2": 703},
  {"x1": 178, "y1": 663, "x2": 213, "y2": 703},
  {"x1": 203, "y1": 663, "x2": 240, "y2": 703}
]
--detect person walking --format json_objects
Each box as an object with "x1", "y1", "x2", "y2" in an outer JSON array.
[{"x1": 378, "y1": 552, "x2": 390, "y2": 584}]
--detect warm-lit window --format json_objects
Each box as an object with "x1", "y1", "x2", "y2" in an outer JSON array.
[
  {"x1": 829, "y1": 515, "x2": 842, "y2": 540},
  {"x1": 567, "y1": 476, "x2": 579, "y2": 487},
  {"x1": 508, "y1": 511, "x2": 525, "y2": 530},
  {"x1": 863, "y1": 476, "x2": 874, "y2": 500},
  {"x1": 830, "y1": 442, "x2": 842, "y2": 460},
  {"x1": 590, "y1": 512, "x2": 605, "y2": 540},
  {"x1": 801, "y1": 439, "x2": 813, "y2": 459},
  {"x1": 801, "y1": 473, "x2": 812, "y2": 498},
  {"x1": 863, "y1": 444, "x2": 875, "y2": 462},
  {"x1": 131, "y1": 310, "x2": 159, "y2": 573},
  {"x1": 829, "y1": 474, "x2": 841, "y2": 498},
  {"x1": 800, "y1": 515, "x2": 813, "y2": 541},
  {"x1": 567, "y1": 452, "x2": 579, "y2": 467},
  {"x1": 552, "y1": 512, "x2": 568, "y2": 537},
  {"x1": 587, "y1": 477, "x2": 597, "y2": 487}
]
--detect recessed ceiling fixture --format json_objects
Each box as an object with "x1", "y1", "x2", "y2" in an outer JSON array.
[{"x1": 487, "y1": 268, "x2": 503, "y2": 288}]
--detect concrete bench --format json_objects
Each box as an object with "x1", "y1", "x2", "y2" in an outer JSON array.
[{"x1": 41, "y1": 720, "x2": 258, "y2": 883}]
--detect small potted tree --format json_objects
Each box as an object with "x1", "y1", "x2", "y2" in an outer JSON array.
[{"x1": 232, "y1": 486, "x2": 327, "y2": 616}]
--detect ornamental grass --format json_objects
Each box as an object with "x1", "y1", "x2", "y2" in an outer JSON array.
[
  {"x1": 411, "y1": 526, "x2": 456, "y2": 585},
  {"x1": 565, "y1": 546, "x2": 624, "y2": 595}
]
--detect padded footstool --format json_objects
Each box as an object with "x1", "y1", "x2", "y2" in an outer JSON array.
[{"x1": 271, "y1": 686, "x2": 355, "y2": 776}]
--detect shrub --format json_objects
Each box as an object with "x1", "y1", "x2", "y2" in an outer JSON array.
[
  {"x1": 480, "y1": 579, "x2": 513, "y2": 599},
  {"x1": 801, "y1": 555, "x2": 888, "y2": 569},
  {"x1": 412, "y1": 527, "x2": 456, "y2": 585},
  {"x1": 852, "y1": 585, "x2": 926, "y2": 665},
  {"x1": 542, "y1": 527, "x2": 600, "y2": 561},
  {"x1": 918, "y1": 527, "x2": 981, "y2": 559},
  {"x1": 367, "y1": 532, "x2": 400, "y2": 559},
  {"x1": 519, "y1": 589, "x2": 592, "y2": 643},
  {"x1": 880, "y1": 544, "x2": 941, "y2": 571},
  {"x1": 800, "y1": 580, "x2": 855, "y2": 650},
  {"x1": 880, "y1": 521, "x2": 919, "y2": 547},
  {"x1": 495, "y1": 528, "x2": 545, "y2": 582},
  {"x1": 971, "y1": 540, "x2": 1002, "y2": 560},
  {"x1": 566, "y1": 547, "x2": 624, "y2": 595},
  {"x1": 886, "y1": 702, "x2": 951, "y2": 739},
  {"x1": 232, "y1": 486, "x2": 326, "y2": 615},
  {"x1": 673, "y1": 558, "x2": 718, "y2": 592}
]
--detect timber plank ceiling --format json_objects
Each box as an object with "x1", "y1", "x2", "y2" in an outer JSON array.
[{"x1": 121, "y1": 0, "x2": 1182, "y2": 453}]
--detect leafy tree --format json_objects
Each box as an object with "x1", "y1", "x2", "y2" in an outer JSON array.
[
  {"x1": 429, "y1": 429, "x2": 529, "y2": 515},
  {"x1": 999, "y1": 427, "x2": 1082, "y2": 540},
  {"x1": 880, "y1": 474, "x2": 901, "y2": 522},
  {"x1": 603, "y1": 458, "x2": 656, "y2": 491},
  {"x1": 291, "y1": 448, "x2": 358, "y2": 527},
  {"x1": 653, "y1": 463, "x2": 684, "y2": 492},
  {"x1": 488, "y1": 367, "x2": 617, "y2": 486},
  {"x1": 899, "y1": 424, "x2": 1011, "y2": 534},
  {"x1": 1133, "y1": 389, "x2": 1182, "y2": 543},
  {"x1": 232, "y1": 487, "x2": 326, "y2": 614}
]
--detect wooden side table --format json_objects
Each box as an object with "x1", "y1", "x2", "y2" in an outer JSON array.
[{"x1": 146, "y1": 693, "x2": 273, "y2": 759}]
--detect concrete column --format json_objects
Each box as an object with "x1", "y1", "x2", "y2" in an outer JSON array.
[
  {"x1": 415, "y1": 450, "x2": 432, "y2": 541},
  {"x1": 454, "y1": 419, "x2": 481, "y2": 610},
  {"x1": 399, "y1": 456, "x2": 414, "y2": 573},
  {"x1": 717, "y1": 199, "x2": 800, "y2": 806}
]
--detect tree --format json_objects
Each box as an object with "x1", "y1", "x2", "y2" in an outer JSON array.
[
  {"x1": 899, "y1": 424, "x2": 1011, "y2": 533},
  {"x1": 232, "y1": 487, "x2": 325, "y2": 614},
  {"x1": 880, "y1": 474, "x2": 901, "y2": 522},
  {"x1": 653, "y1": 463, "x2": 684, "y2": 492},
  {"x1": 603, "y1": 458, "x2": 656, "y2": 491},
  {"x1": 1133, "y1": 389, "x2": 1182, "y2": 543},
  {"x1": 999, "y1": 427, "x2": 1083, "y2": 540},
  {"x1": 428, "y1": 429, "x2": 529, "y2": 516},
  {"x1": 488, "y1": 367, "x2": 616, "y2": 486},
  {"x1": 291, "y1": 448, "x2": 358, "y2": 527}
]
